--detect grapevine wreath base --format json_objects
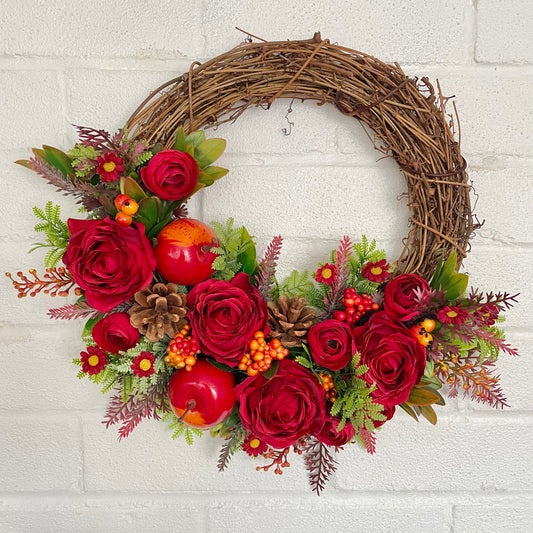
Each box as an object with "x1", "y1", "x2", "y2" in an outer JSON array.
[{"x1": 6, "y1": 34, "x2": 518, "y2": 494}]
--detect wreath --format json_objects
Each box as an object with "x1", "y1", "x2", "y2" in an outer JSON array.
[{"x1": 6, "y1": 35, "x2": 518, "y2": 494}]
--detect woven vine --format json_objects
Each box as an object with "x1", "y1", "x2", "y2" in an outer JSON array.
[{"x1": 126, "y1": 33, "x2": 480, "y2": 278}]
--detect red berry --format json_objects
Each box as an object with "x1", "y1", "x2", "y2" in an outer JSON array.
[
  {"x1": 354, "y1": 296, "x2": 362, "y2": 306},
  {"x1": 115, "y1": 211, "x2": 132, "y2": 226},
  {"x1": 114, "y1": 194, "x2": 130, "y2": 210},
  {"x1": 371, "y1": 303, "x2": 380, "y2": 311},
  {"x1": 333, "y1": 310, "x2": 347, "y2": 322}
]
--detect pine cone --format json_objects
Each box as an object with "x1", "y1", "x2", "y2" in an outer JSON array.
[
  {"x1": 267, "y1": 295, "x2": 317, "y2": 347},
  {"x1": 129, "y1": 283, "x2": 187, "y2": 342}
]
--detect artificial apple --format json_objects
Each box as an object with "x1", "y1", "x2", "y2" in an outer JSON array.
[
  {"x1": 154, "y1": 218, "x2": 219, "y2": 285},
  {"x1": 168, "y1": 359, "x2": 236, "y2": 429}
]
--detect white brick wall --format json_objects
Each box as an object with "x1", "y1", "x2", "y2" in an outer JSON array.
[{"x1": 1, "y1": 1, "x2": 532, "y2": 531}]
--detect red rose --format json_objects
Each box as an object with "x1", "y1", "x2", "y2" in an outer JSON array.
[
  {"x1": 317, "y1": 415, "x2": 355, "y2": 447},
  {"x1": 187, "y1": 273, "x2": 268, "y2": 367},
  {"x1": 383, "y1": 273, "x2": 429, "y2": 322},
  {"x1": 63, "y1": 218, "x2": 156, "y2": 313},
  {"x1": 354, "y1": 311, "x2": 426, "y2": 407},
  {"x1": 92, "y1": 312, "x2": 140, "y2": 354},
  {"x1": 308, "y1": 319, "x2": 355, "y2": 371},
  {"x1": 235, "y1": 359, "x2": 326, "y2": 448},
  {"x1": 140, "y1": 149, "x2": 199, "y2": 201}
]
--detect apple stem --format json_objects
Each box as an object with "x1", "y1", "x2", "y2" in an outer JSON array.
[
  {"x1": 200, "y1": 238, "x2": 217, "y2": 253},
  {"x1": 178, "y1": 399, "x2": 197, "y2": 422}
]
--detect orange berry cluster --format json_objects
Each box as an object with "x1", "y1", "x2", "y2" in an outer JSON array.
[
  {"x1": 164, "y1": 325, "x2": 200, "y2": 371},
  {"x1": 238, "y1": 331, "x2": 289, "y2": 376},
  {"x1": 114, "y1": 194, "x2": 139, "y2": 227},
  {"x1": 319, "y1": 372, "x2": 337, "y2": 402}
]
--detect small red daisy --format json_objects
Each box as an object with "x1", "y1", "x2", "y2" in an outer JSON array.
[
  {"x1": 315, "y1": 263, "x2": 338, "y2": 285},
  {"x1": 361, "y1": 259, "x2": 390, "y2": 282},
  {"x1": 475, "y1": 303, "x2": 499, "y2": 326},
  {"x1": 242, "y1": 435, "x2": 268, "y2": 457},
  {"x1": 437, "y1": 305, "x2": 468, "y2": 325},
  {"x1": 131, "y1": 351, "x2": 155, "y2": 377},
  {"x1": 96, "y1": 152, "x2": 124, "y2": 182},
  {"x1": 80, "y1": 345, "x2": 108, "y2": 375}
]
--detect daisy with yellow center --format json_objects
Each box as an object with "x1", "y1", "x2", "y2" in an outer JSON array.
[
  {"x1": 80, "y1": 346, "x2": 108, "y2": 375},
  {"x1": 242, "y1": 435, "x2": 268, "y2": 457},
  {"x1": 96, "y1": 152, "x2": 124, "y2": 182},
  {"x1": 437, "y1": 305, "x2": 468, "y2": 325},
  {"x1": 315, "y1": 263, "x2": 338, "y2": 285},
  {"x1": 131, "y1": 351, "x2": 155, "y2": 377},
  {"x1": 361, "y1": 259, "x2": 391, "y2": 282}
]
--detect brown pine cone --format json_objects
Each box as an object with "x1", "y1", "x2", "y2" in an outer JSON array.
[
  {"x1": 267, "y1": 294, "x2": 317, "y2": 348},
  {"x1": 129, "y1": 283, "x2": 188, "y2": 342}
]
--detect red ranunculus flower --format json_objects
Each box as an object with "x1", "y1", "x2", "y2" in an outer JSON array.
[
  {"x1": 80, "y1": 345, "x2": 108, "y2": 375},
  {"x1": 308, "y1": 319, "x2": 356, "y2": 371},
  {"x1": 354, "y1": 311, "x2": 426, "y2": 407},
  {"x1": 235, "y1": 359, "x2": 326, "y2": 448},
  {"x1": 131, "y1": 351, "x2": 155, "y2": 377},
  {"x1": 187, "y1": 273, "x2": 268, "y2": 367},
  {"x1": 96, "y1": 152, "x2": 124, "y2": 182},
  {"x1": 63, "y1": 218, "x2": 156, "y2": 313},
  {"x1": 92, "y1": 312, "x2": 140, "y2": 354},
  {"x1": 361, "y1": 259, "x2": 390, "y2": 282},
  {"x1": 317, "y1": 415, "x2": 355, "y2": 447},
  {"x1": 140, "y1": 149, "x2": 199, "y2": 201},
  {"x1": 437, "y1": 305, "x2": 468, "y2": 325},
  {"x1": 383, "y1": 273, "x2": 429, "y2": 322}
]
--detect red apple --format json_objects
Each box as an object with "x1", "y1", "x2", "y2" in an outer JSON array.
[
  {"x1": 168, "y1": 359, "x2": 236, "y2": 429},
  {"x1": 154, "y1": 218, "x2": 219, "y2": 285}
]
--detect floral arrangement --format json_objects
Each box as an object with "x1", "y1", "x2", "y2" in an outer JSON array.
[{"x1": 7, "y1": 125, "x2": 518, "y2": 494}]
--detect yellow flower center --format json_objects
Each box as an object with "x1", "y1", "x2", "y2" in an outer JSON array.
[
  {"x1": 249, "y1": 438, "x2": 261, "y2": 449},
  {"x1": 88, "y1": 355, "x2": 100, "y2": 367},
  {"x1": 321, "y1": 268, "x2": 332, "y2": 279},
  {"x1": 103, "y1": 161, "x2": 116, "y2": 173},
  {"x1": 447, "y1": 310, "x2": 458, "y2": 318},
  {"x1": 370, "y1": 266, "x2": 383, "y2": 275},
  {"x1": 139, "y1": 358, "x2": 152, "y2": 372}
]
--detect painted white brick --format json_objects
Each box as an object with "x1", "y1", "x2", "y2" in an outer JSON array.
[
  {"x1": 454, "y1": 499, "x2": 533, "y2": 533},
  {"x1": 0, "y1": 326, "x2": 107, "y2": 412},
  {"x1": 469, "y1": 166, "x2": 533, "y2": 245},
  {"x1": 208, "y1": 498, "x2": 452, "y2": 533},
  {"x1": 409, "y1": 68, "x2": 533, "y2": 157},
  {"x1": 0, "y1": 415, "x2": 81, "y2": 491},
  {"x1": 2, "y1": 1, "x2": 204, "y2": 58},
  {"x1": 203, "y1": 0, "x2": 472, "y2": 64},
  {"x1": 476, "y1": 0, "x2": 533, "y2": 63},
  {"x1": 335, "y1": 415, "x2": 533, "y2": 492},
  {"x1": 201, "y1": 164, "x2": 410, "y2": 243},
  {"x1": 461, "y1": 246, "x2": 531, "y2": 330},
  {"x1": 0, "y1": 71, "x2": 65, "y2": 149},
  {"x1": 65, "y1": 69, "x2": 178, "y2": 135},
  {"x1": 0, "y1": 497, "x2": 204, "y2": 533}
]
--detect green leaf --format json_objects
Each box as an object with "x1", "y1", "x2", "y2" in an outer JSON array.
[
  {"x1": 185, "y1": 131, "x2": 206, "y2": 147},
  {"x1": 399, "y1": 402, "x2": 419, "y2": 422},
  {"x1": 407, "y1": 387, "x2": 441, "y2": 406},
  {"x1": 430, "y1": 251, "x2": 469, "y2": 301},
  {"x1": 279, "y1": 270, "x2": 315, "y2": 298},
  {"x1": 174, "y1": 127, "x2": 187, "y2": 152},
  {"x1": 136, "y1": 196, "x2": 160, "y2": 227},
  {"x1": 82, "y1": 317, "x2": 100, "y2": 338},
  {"x1": 42, "y1": 145, "x2": 74, "y2": 177},
  {"x1": 15, "y1": 159, "x2": 34, "y2": 171},
  {"x1": 194, "y1": 138, "x2": 227, "y2": 169},
  {"x1": 120, "y1": 176, "x2": 147, "y2": 202},
  {"x1": 237, "y1": 226, "x2": 257, "y2": 275},
  {"x1": 202, "y1": 165, "x2": 229, "y2": 181},
  {"x1": 419, "y1": 405, "x2": 438, "y2": 425}
]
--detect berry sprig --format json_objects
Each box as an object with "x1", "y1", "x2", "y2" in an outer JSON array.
[
  {"x1": 332, "y1": 288, "x2": 379, "y2": 326},
  {"x1": 164, "y1": 325, "x2": 200, "y2": 371},
  {"x1": 238, "y1": 331, "x2": 289, "y2": 376},
  {"x1": 5, "y1": 267, "x2": 80, "y2": 298},
  {"x1": 114, "y1": 194, "x2": 138, "y2": 227},
  {"x1": 256, "y1": 438, "x2": 307, "y2": 475},
  {"x1": 410, "y1": 318, "x2": 436, "y2": 347},
  {"x1": 319, "y1": 373, "x2": 337, "y2": 403}
]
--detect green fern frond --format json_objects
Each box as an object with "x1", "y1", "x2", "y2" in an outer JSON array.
[
  {"x1": 278, "y1": 270, "x2": 315, "y2": 298},
  {"x1": 30, "y1": 202, "x2": 70, "y2": 267}
]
